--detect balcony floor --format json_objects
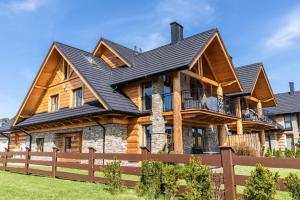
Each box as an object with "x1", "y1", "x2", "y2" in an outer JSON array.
[{"x1": 228, "y1": 120, "x2": 275, "y2": 131}]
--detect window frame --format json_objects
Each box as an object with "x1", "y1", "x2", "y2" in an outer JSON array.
[
  {"x1": 50, "y1": 94, "x2": 59, "y2": 112},
  {"x1": 143, "y1": 125, "x2": 152, "y2": 151},
  {"x1": 73, "y1": 87, "x2": 83, "y2": 108},
  {"x1": 142, "y1": 83, "x2": 152, "y2": 111},
  {"x1": 36, "y1": 138, "x2": 44, "y2": 152},
  {"x1": 64, "y1": 137, "x2": 72, "y2": 152},
  {"x1": 284, "y1": 114, "x2": 292, "y2": 130},
  {"x1": 63, "y1": 60, "x2": 69, "y2": 80}
]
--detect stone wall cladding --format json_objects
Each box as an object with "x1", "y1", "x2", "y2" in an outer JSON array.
[
  {"x1": 151, "y1": 76, "x2": 165, "y2": 134},
  {"x1": 151, "y1": 133, "x2": 166, "y2": 153},
  {"x1": 204, "y1": 127, "x2": 219, "y2": 152}
]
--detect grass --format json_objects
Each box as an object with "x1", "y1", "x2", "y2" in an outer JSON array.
[{"x1": 2, "y1": 164, "x2": 299, "y2": 199}]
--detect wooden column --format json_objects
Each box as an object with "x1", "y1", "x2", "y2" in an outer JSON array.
[
  {"x1": 218, "y1": 124, "x2": 227, "y2": 146},
  {"x1": 257, "y1": 100, "x2": 262, "y2": 118},
  {"x1": 217, "y1": 84, "x2": 224, "y2": 113},
  {"x1": 259, "y1": 130, "x2": 266, "y2": 148},
  {"x1": 173, "y1": 72, "x2": 183, "y2": 154},
  {"x1": 88, "y1": 147, "x2": 96, "y2": 183},
  {"x1": 236, "y1": 97, "x2": 243, "y2": 135}
]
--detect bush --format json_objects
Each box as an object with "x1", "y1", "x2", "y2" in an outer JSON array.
[
  {"x1": 243, "y1": 164, "x2": 279, "y2": 200},
  {"x1": 233, "y1": 143, "x2": 258, "y2": 156},
  {"x1": 183, "y1": 156, "x2": 213, "y2": 200},
  {"x1": 161, "y1": 164, "x2": 182, "y2": 200},
  {"x1": 284, "y1": 173, "x2": 300, "y2": 200},
  {"x1": 103, "y1": 158, "x2": 123, "y2": 194},
  {"x1": 296, "y1": 147, "x2": 300, "y2": 158},
  {"x1": 274, "y1": 150, "x2": 283, "y2": 158},
  {"x1": 136, "y1": 160, "x2": 163, "y2": 200},
  {"x1": 264, "y1": 148, "x2": 272, "y2": 157},
  {"x1": 285, "y1": 148, "x2": 294, "y2": 158}
]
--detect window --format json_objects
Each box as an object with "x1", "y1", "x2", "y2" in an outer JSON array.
[
  {"x1": 192, "y1": 128, "x2": 204, "y2": 148},
  {"x1": 36, "y1": 138, "x2": 44, "y2": 152},
  {"x1": 65, "y1": 137, "x2": 72, "y2": 152},
  {"x1": 63, "y1": 61, "x2": 69, "y2": 80},
  {"x1": 142, "y1": 83, "x2": 152, "y2": 111},
  {"x1": 73, "y1": 88, "x2": 83, "y2": 107},
  {"x1": 163, "y1": 75, "x2": 173, "y2": 111},
  {"x1": 143, "y1": 125, "x2": 152, "y2": 151},
  {"x1": 50, "y1": 95, "x2": 59, "y2": 112},
  {"x1": 284, "y1": 114, "x2": 292, "y2": 130},
  {"x1": 165, "y1": 125, "x2": 174, "y2": 152}
]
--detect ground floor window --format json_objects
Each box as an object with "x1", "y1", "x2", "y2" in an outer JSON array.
[
  {"x1": 191, "y1": 128, "x2": 205, "y2": 153},
  {"x1": 143, "y1": 125, "x2": 152, "y2": 151},
  {"x1": 165, "y1": 125, "x2": 174, "y2": 153},
  {"x1": 64, "y1": 137, "x2": 72, "y2": 152},
  {"x1": 286, "y1": 134, "x2": 294, "y2": 149},
  {"x1": 36, "y1": 138, "x2": 44, "y2": 152}
]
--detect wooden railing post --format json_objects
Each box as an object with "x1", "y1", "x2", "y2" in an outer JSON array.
[
  {"x1": 25, "y1": 147, "x2": 30, "y2": 175},
  {"x1": 140, "y1": 146, "x2": 150, "y2": 161},
  {"x1": 220, "y1": 146, "x2": 236, "y2": 200},
  {"x1": 3, "y1": 148, "x2": 8, "y2": 171},
  {"x1": 88, "y1": 147, "x2": 96, "y2": 183},
  {"x1": 52, "y1": 147, "x2": 59, "y2": 178}
]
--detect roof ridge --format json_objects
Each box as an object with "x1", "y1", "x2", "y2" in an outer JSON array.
[
  {"x1": 275, "y1": 90, "x2": 300, "y2": 95},
  {"x1": 101, "y1": 38, "x2": 138, "y2": 53},
  {"x1": 54, "y1": 41, "x2": 92, "y2": 55},
  {"x1": 236, "y1": 62, "x2": 263, "y2": 69}
]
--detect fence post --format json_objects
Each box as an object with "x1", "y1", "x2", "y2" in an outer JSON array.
[
  {"x1": 3, "y1": 148, "x2": 8, "y2": 171},
  {"x1": 140, "y1": 146, "x2": 150, "y2": 161},
  {"x1": 52, "y1": 147, "x2": 59, "y2": 178},
  {"x1": 220, "y1": 146, "x2": 236, "y2": 200},
  {"x1": 25, "y1": 147, "x2": 30, "y2": 175},
  {"x1": 88, "y1": 147, "x2": 96, "y2": 183}
]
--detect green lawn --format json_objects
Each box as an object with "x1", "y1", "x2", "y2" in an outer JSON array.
[{"x1": 1, "y1": 165, "x2": 299, "y2": 200}]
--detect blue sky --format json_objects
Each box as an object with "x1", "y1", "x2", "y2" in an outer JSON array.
[{"x1": 0, "y1": 0, "x2": 300, "y2": 118}]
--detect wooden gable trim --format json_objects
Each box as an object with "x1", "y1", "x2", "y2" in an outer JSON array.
[
  {"x1": 93, "y1": 40, "x2": 132, "y2": 67},
  {"x1": 251, "y1": 66, "x2": 276, "y2": 105},
  {"x1": 13, "y1": 44, "x2": 109, "y2": 126}
]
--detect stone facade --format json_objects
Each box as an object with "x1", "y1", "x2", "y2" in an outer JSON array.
[
  {"x1": 151, "y1": 76, "x2": 165, "y2": 134},
  {"x1": 204, "y1": 126, "x2": 219, "y2": 152},
  {"x1": 151, "y1": 133, "x2": 167, "y2": 153},
  {"x1": 183, "y1": 127, "x2": 193, "y2": 154}
]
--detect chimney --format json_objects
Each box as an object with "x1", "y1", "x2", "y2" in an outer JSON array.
[
  {"x1": 170, "y1": 21, "x2": 183, "y2": 44},
  {"x1": 289, "y1": 82, "x2": 295, "y2": 95}
]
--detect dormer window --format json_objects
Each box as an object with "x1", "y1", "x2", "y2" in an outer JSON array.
[
  {"x1": 63, "y1": 60, "x2": 69, "y2": 80},
  {"x1": 50, "y1": 95, "x2": 59, "y2": 112}
]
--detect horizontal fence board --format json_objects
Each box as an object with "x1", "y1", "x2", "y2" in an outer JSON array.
[
  {"x1": 6, "y1": 167, "x2": 25, "y2": 173},
  {"x1": 57, "y1": 162, "x2": 89, "y2": 170},
  {"x1": 7, "y1": 158, "x2": 25, "y2": 164},
  {"x1": 94, "y1": 165, "x2": 141, "y2": 176},
  {"x1": 56, "y1": 171, "x2": 89, "y2": 182},
  {"x1": 234, "y1": 175, "x2": 286, "y2": 191},
  {"x1": 57, "y1": 152, "x2": 89, "y2": 159},
  {"x1": 0, "y1": 158, "x2": 5, "y2": 163},
  {"x1": 94, "y1": 153, "x2": 143, "y2": 161},
  {"x1": 29, "y1": 152, "x2": 52, "y2": 157},
  {"x1": 234, "y1": 156, "x2": 300, "y2": 169},
  {"x1": 28, "y1": 168, "x2": 52, "y2": 176},
  {"x1": 7, "y1": 152, "x2": 27, "y2": 156},
  {"x1": 29, "y1": 160, "x2": 52, "y2": 166}
]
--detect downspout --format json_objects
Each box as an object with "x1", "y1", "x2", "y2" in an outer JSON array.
[
  {"x1": 91, "y1": 117, "x2": 106, "y2": 165},
  {"x1": 18, "y1": 129, "x2": 32, "y2": 151},
  {"x1": 0, "y1": 132, "x2": 10, "y2": 151}
]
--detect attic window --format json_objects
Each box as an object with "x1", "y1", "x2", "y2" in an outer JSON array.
[
  {"x1": 63, "y1": 60, "x2": 69, "y2": 80},
  {"x1": 85, "y1": 55, "x2": 98, "y2": 65}
]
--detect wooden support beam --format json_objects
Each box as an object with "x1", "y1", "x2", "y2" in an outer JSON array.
[
  {"x1": 257, "y1": 100, "x2": 262, "y2": 118},
  {"x1": 218, "y1": 124, "x2": 227, "y2": 146},
  {"x1": 173, "y1": 72, "x2": 183, "y2": 154},
  {"x1": 245, "y1": 96, "x2": 259, "y2": 103},
  {"x1": 198, "y1": 56, "x2": 203, "y2": 77},
  {"x1": 203, "y1": 52, "x2": 218, "y2": 81},
  {"x1": 182, "y1": 70, "x2": 219, "y2": 87},
  {"x1": 221, "y1": 80, "x2": 237, "y2": 87},
  {"x1": 34, "y1": 85, "x2": 47, "y2": 90},
  {"x1": 262, "y1": 97, "x2": 274, "y2": 103}
]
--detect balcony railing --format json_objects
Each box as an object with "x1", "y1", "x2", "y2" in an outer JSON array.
[{"x1": 181, "y1": 88, "x2": 237, "y2": 117}]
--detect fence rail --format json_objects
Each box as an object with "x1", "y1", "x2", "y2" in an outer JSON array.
[{"x1": 0, "y1": 147, "x2": 300, "y2": 200}]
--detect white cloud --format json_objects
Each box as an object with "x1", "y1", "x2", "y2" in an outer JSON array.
[
  {"x1": 0, "y1": 0, "x2": 46, "y2": 13},
  {"x1": 136, "y1": 32, "x2": 166, "y2": 51},
  {"x1": 265, "y1": 6, "x2": 300, "y2": 48}
]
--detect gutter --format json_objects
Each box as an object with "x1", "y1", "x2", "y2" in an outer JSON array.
[{"x1": 18, "y1": 129, "x2": 32, "y2": 151}]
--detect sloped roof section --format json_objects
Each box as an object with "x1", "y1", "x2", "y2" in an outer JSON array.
[
  {"x1": 0, "y1": 118, "x2": 14, "y2": 133},
  {"x1": 109, "y1": 29, "x2": 217, "y2": 85},
  {"x1": 230, "y1": 63, "x2": 262, "y2": 96},
  {"x1": 265, "y1": 91, "x2": 300, "y2": 115},
  {"x1": 15, "y1": 101, "x2": 108, "y2": 127},
  {"x1": 54, "y1": 42, "x2": 141, "y2": 115}
]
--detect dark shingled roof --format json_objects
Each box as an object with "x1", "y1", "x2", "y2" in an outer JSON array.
[
  {"x1": 15, "y1": 102, "x2": 108, "y2": 127},
  {"x1": 110, "y1": 29, "x2": 217, "y2": 85},
  {"x1": 54, "y1": 42, "x2": 141, "y2": 115},
  {"x1": 265, "y1": 91, "x2": 300, "y2": 115},
  {"x1": 228, "y1": 63, "x2": 262, "y2": 97},
  {"x1": 0, "y1": 118, "x2": 14, "y2": 133}
]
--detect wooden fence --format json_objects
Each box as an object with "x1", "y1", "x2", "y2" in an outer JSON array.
[
  {"x1": 0, "y1": 146, "x2": 300, "y2": 200},
  {"x1": 226, "y1": 133, "x2": 260, "y2": 153}
]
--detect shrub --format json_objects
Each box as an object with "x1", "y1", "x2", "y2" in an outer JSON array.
[
  {"x1": 136, "y1": 160, "x2": 163, "y2": 200},
  {"x1": 272, "y1": 148, "x2": 276, "y2": 157},
  {"x1": 296, "y1": 147, "x2": 300, "y2": 158},
  {"x1": 103, "y1": 158, "x2": 123, "y2": 194},
  {"x1": 183, "y1": 156, "x2": 213, "y2": 200},
  {"x1": 264, "y1": 148, "x2": 272, "y2": 157},
  {"x1": 161, "y1": 164, "x2": 182, "y2": 200},
  {"x1": 243, "y1": 164, "x2": 279, "y2": 200},
  {"x1": 274, "y1": 150, "x2": 283, "y2": 158},
  {"x1": 285, "y1": 148, "x2": 294, "y2": 158},
  {"x1": 284, "y1": 173, "x2": 300, "y2": 200},
  {"x1": 233, "y1": 143, "x2": 258, "y2": 156}
]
